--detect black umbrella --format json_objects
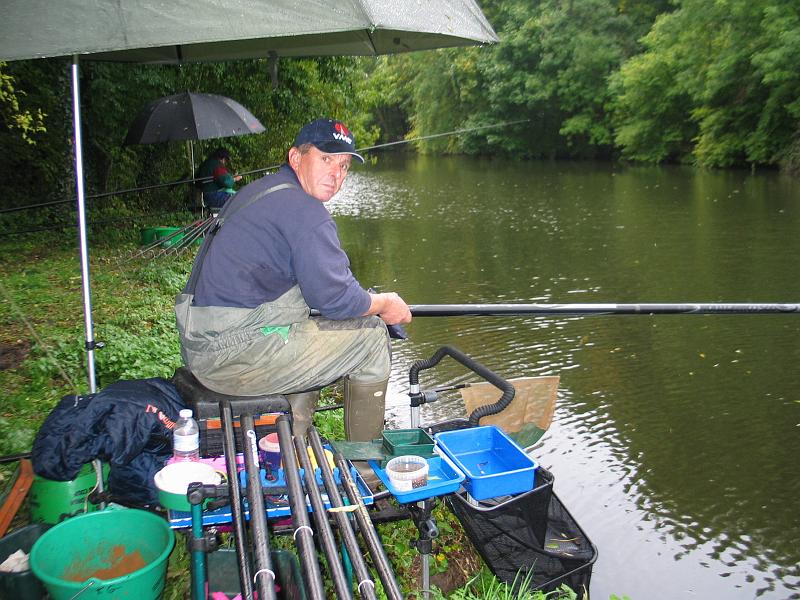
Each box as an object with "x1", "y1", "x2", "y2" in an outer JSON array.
[{"x1": 123, "y1": 92, "x2": 265, "y2": 145}]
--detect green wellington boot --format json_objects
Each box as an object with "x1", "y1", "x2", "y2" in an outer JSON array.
[
  {"x1": 286, "y1": 390, "x2": 320, "y2": 438},
  {"x1": 344, "y1": 376, "x2": 388, "y2": 490},
  {"x1": 343, "y1": 376, "x2": 388, "y2": 442}
]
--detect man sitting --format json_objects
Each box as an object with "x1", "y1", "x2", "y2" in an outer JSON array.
[
  {"x1": 176, "y1": 118, "x2": 412, "y2": 440},
  {"x1": 196, "y1": 147, "x2": 241, "y2": 211}
]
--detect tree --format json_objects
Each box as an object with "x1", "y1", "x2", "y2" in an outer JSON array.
[
  {"x1": 0, "y1": 61, "x2": 46, "y2": 143},
  {"x1": 612, "y1": 0, "x2": 800, "y2": 168},
  {"x1": 360, "y1": 0, "x2": 644, "y2": 160}
]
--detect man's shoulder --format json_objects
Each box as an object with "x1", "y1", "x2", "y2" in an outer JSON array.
[{"x1": 230, "y1": 170, "x2": 326, "y2": 224}]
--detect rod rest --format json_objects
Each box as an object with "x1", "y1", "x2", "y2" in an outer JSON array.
[{"x1": 171, "y1": 367, "x2": 291, "y2": 419}]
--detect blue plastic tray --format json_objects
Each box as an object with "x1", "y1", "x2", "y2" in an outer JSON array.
[
  {"x1": 434, "y1": 425, "x2": 538, "y2": 501},
  {"x1": 167, "y1": 464, "x2": 373, "y2": 528},
  {"x1": 369, "y1": 450, "x2": 465, "y2": 504}
]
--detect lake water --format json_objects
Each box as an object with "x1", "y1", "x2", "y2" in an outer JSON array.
[{"x1": 330, "y1": 155, "x2": 800, "y2": 600}]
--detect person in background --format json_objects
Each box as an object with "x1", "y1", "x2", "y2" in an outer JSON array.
[
  {"x1": 176, "y1": 118, "x2": 411, "y2": 442},
  {"x1": 196, "y1": 147, "x2": 241, "y2": 210}
]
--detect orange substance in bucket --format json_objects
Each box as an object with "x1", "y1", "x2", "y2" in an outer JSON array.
[{"x1": 63, "y1": 545, "x2": 147, "y2": 581}]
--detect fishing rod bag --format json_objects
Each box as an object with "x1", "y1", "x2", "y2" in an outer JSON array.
[{"x1": 447, "y1": 467, "x2": 597, "y2": 598}]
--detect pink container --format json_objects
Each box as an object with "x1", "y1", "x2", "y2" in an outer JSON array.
[{"x1": 258, "y1": 433, "x2": 281, "y2": 470}]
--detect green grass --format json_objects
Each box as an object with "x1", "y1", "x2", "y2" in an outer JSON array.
[{"x1": 0, "y1": 221, "x2": 588, "y2": 599}]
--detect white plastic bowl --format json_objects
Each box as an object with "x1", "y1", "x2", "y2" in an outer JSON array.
[
  {"x1": 154, "y1": 462, "x2": 222, "y2": 510},
  {"x1": 385, "y1": 455, "x2": 429, "y2": 492}
]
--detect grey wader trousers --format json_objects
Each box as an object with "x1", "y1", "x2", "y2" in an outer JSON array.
[{"x1": 175, "y1": 285, "x2": 391, "y2": 397}]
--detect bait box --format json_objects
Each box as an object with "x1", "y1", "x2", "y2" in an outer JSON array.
[
  {"x1": 369, "y1": 449, "x2": 465, "y2": 504},
  {"x1": 434, "y1": 425, "x2": 537, "y2": 500},
  {"x1": 381, "y1": 428, "x2": 435, "y2": 457}
]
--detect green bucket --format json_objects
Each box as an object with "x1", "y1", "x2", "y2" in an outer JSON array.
[
  {"x1": 29, "y1": 463, "x2": 108, "y2": 525},
  {"x1": 139, "y1": 227, "x2": 160, "y2": 246},
  {"x1": 29, "y1": 508, "x2": 175, "y2": 600},
  {"x1": 154, "y1": 227, "x2": 184, "y2": 248}
]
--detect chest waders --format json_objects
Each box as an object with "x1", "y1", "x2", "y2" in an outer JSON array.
[{"x1": 174, "y1": 182, "x2": 391, "y2": 441}]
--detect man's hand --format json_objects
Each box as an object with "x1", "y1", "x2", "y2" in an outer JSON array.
[{"x1": 365, "y1": 292, "x2": 412, "y2": 325}]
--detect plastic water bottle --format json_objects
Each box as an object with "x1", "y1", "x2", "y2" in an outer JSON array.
[{"x1": 173, "y1": 409, "x2": 200, "y2": 462}]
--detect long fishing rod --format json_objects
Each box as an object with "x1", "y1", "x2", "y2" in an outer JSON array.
[
  {"x1": 309, "y1": 302, "x2": 798, "y2": 318},
  {"x1": 307, "y1": 428, "x2": 378, "y2": 600},
  {"x1": 292, "y1": 434, "x2": 354, "y2": 600},
  {"x1": 407, "y1": 303, "x2": 800, "y2": 316},
  {"x1": 0, "y1": 178, "x2": 203, "y2": 215},
  {"x1": 236, "y1": 118, "x2": 531, "y2": 179},
  {"x1": 356, "y1": 118, "x2": 530, "y2": 153},
  {"x1": 275, "y1": 417, "x2": 326, "y2": 599}
]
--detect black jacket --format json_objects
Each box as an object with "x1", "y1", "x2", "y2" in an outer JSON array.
[{"x1": 31, "y1": 378, "x2": 186, "y2": 505}]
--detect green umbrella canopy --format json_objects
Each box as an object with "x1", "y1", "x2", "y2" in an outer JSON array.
[{"x1": 0, "y1": 0, "x2": 498, "y2": 63}]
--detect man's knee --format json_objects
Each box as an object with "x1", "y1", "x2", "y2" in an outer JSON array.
[{"x1": 351, "y1": 321, "x2": 391, "y2": 382}]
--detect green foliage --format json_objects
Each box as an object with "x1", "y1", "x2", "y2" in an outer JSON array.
[
  {"x1": 0, "y1": 55, "x2": 376, "y2": 220},
  {"x1": 443, "y1": 567, "x2": 575, "y2": 600},
  {"x1": 360, "y1": 0, "x2": 643, "y2": 160},
  {"x1": 163, "y1": 533, "x2": 190, "y2": 600},
  {"x1": 612, "y1": 0, "x2": 800, "y2": 168},
  {"x1": 350, "y1": 0, "x2": 799, "y2": 172},
  {"x1": 0, "y1": 61, "x2": 46, "y2": 143}
]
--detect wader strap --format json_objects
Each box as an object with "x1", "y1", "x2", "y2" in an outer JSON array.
[{"x1": 183, "y1": 183, "x2": 297, "y2": 295}]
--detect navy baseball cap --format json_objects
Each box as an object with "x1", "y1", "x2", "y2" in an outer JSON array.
[{"x1": 293, "y1": 118, "x2": 365, "y2": 164}]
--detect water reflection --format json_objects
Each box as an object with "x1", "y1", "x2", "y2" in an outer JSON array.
[{"x1": 331, "y1": 155, "x2": 800, "y2": 599}]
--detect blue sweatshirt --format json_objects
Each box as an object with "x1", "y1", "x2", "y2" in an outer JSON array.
[{"x1": 192, "y1": 164, "x2": 371, "y2": 320}]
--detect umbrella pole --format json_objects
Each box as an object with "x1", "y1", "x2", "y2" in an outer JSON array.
[
  {"x1": 188, "y1": 140, "x2": 196, "y2": 179},
  {"x1": 188, "y1": 141, "x2": 203, "y2": 218},
  {"x1": 71, "y1": 55, "x2": 106, "y2": 503},
  {"x1": 70, "y1": 55, "x2": 98, "y2": 395}
]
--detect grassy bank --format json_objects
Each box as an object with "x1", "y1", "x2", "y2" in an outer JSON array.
[{"x1": 0, "y1": 218, "x2": 581, "y2": 599}]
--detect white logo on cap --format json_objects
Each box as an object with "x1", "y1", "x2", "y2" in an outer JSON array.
[{"x1": 332, "y1": 132, "x2": 353, "y2": 144}]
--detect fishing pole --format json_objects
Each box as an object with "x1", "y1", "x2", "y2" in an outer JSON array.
[
  {"x1": 308, "y1": 302, "x2": 799, "y2": 319},
  {"x1": 275, "y1": 417, "x2": 326, "y2": 599},
  {"x1": 0, "y1": 178, "x2": 203, "y2": 215},
  {"x1": 220, "y1": 402, "x2": 255, "y2": 600},
  {"x1": 236, "y1": 118, "x2": 531, "y2": 179},
  {"x1": 332, "y1": 450, "x2": 404, "y2": 600},
  {"x1": 292, "y1": 433, "x2": 354, "y2": 600},
  {"x1": 307, "y1": 428, "x2": 379, "y2": 600},
  {"x1": 407, "y1": 303, "x2": 800, "y2": 316},
  {"x1": 2, "y1": 120, "x2": 526, "y2": 217},
  {"x1": 356, "y1": 118, "x2": 531, "y2": 153},
  {"x1": 239, "y1": 413, "x2": 278, "y2": 600}
]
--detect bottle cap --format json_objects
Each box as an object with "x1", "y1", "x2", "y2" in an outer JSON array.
[{"x1": 179, "y1": 409, "x2": 193, "y2": 418}]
